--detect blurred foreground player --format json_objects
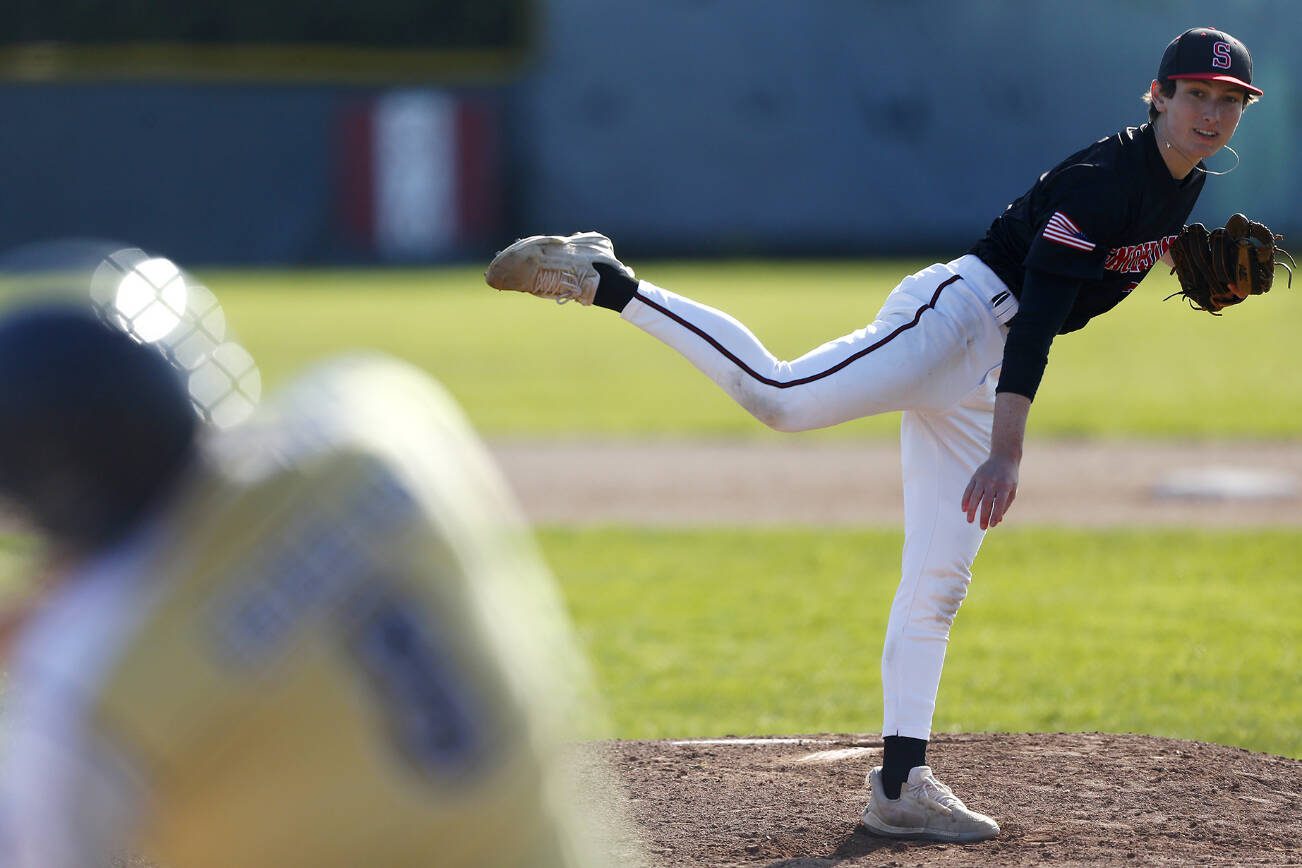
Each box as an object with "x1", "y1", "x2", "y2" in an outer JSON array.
[{"x1": 0, "y1": 305, "x2": 613, "y2": 867}]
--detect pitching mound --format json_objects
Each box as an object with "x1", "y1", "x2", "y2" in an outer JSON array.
[{"x1": 582, "y1": 732, "x2": 1300, "y2": 866}]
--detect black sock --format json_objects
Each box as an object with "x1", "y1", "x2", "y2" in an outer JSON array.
[
  {"x1": 592, "y1": 262, "x2": 639, "y2": 312},
  {"x1": 881, "y1": 736, "x2": 927, "y2": 800}
]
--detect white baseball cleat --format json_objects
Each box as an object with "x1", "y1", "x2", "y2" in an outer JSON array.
[
  {"x1": 861, "y1": 765, "x2": 1000, "y2": 843},
  {"x1": 484, "y1": 232, "x2": 635, "y2": 306}
]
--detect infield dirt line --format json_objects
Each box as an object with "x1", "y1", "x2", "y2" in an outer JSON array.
[{"x1": 489, "y1": 438, "x2": 1302, "y2": 527}]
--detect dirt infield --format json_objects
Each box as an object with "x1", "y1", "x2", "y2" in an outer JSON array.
[
  {"x1": 582, "y1": 732, "x2": 1302, "y2": 866},
  {"x1": 489, "y1": 438, "x2": 1302, "y2": 527},
  {"x1": 114, "y1": 732, "x2": 1300, "y2": 867}
]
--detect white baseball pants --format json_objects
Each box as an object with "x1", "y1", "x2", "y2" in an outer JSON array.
[{"x1": 620, "y1": 254, "x2": 1017, "y2": 739}]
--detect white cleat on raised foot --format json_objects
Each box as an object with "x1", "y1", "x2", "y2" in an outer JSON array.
[
  {"x1": 861, "y1": 765, "x2": 1000, "y2": 843},
  {"x1": 484, "y1": 232, "x2": 635, "y2": 306}
]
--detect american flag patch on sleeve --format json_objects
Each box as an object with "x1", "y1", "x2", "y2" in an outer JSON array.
[{"x1": 1042, "y1": 212, "x2": 1096, "y2": 252}]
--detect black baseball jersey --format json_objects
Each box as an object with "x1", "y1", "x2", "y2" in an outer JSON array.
[{"x1": 970, "y1": 123, "x2": 1205, "y2": 334}]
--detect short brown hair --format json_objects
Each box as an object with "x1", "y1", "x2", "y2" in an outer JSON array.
[{"x1": 1143, "y1": 78, "x2": 1258, "y2": 123}]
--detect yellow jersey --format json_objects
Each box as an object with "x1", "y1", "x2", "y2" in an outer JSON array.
[{"x1": 0, "y1": 356, "x2": 620, "y2": 868}]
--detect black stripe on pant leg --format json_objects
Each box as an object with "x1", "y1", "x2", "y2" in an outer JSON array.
[{"x1": 630, "y1": 274, "x2": 962, "y2": 389}]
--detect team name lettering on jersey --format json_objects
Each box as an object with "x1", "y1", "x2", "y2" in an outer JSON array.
[
  {"x1": 1103, "y1": 234, "x2": 1177, "y2": 274},
  {"x1": 1042, "y1": 211, "x2": 1095, "y2": 252},
  {"x1": 1212, "y1": 42, "x2": 1233, "y2": 69},
  {"x1": 210, "y1": 469, "x2": 419, "y2": 667}
]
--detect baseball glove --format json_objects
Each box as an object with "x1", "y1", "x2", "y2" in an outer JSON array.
[{"x1": 1167, "y1": 213, "x2": 1294, "y2": 314}]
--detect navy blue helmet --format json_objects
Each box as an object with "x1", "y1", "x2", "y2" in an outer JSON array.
[{"x1": 0, "y1": 304, "x2": 198, "y2": 550}]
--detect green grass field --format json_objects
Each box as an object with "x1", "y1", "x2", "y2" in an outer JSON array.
[
  {"x1": 1, "y1": 525, "x2": 1293, "y2": 758},
  {"x1": 1, "y1": 260, "x2": 1297, "y2": 765},
  {"x1": 542, "y1": 526, "x2": 1301, "y2": 759},
  {"x1": 206, "y1": 259, "x2": 1302, "y2": 439}
]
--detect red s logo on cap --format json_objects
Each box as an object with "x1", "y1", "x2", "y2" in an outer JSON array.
[{"x1": 1212, "y1": 41, "x2": 1232, "y2": 69}]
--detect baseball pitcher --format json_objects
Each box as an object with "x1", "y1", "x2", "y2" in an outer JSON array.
[{"x1": 483, "y1": 27, "x2": 1281, "y2": 842}]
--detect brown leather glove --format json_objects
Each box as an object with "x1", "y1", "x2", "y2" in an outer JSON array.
[{"x1": 1168, "y1": 213, "x2": 1294, "y2": 314}]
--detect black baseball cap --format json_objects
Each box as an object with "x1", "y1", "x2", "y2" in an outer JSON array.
[{"x1": 1158, "y1": 27, "x2": 1262, "y2": 96}]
